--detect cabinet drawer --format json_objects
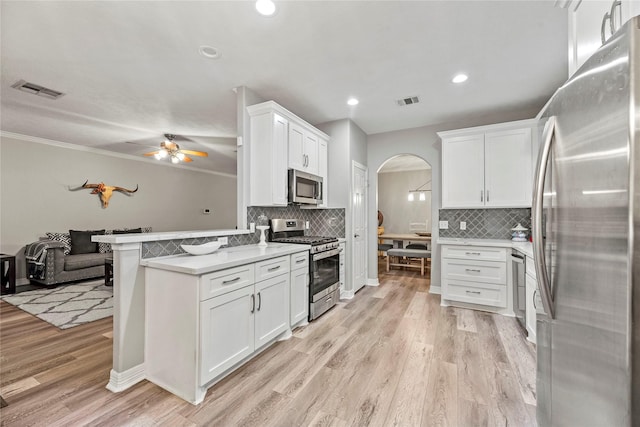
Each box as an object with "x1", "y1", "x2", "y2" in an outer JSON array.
[
  {"x1": 444, "y1": 280, "x2": 507, "y2": 308},
  {"x1": 255, "y1": 256, "x2": 290, "y2": 282},
  {"x1": 290, "y1": 252, "x2": 309, "y2": 270},
  {"x1": 442, "y1": 245, "x2": 507, "y2": 262},
  {"x1": 443, "y1": 259, "x2": 507, "y2": 285},
  {"x1": 200, "y1": 264, "x2": 255, "y2": 301},
  {"x1": 525, "y1": 255, "x2": 536, "y2": 280}
]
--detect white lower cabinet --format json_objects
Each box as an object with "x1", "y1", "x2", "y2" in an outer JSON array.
[
  {"x1": 200, "y1": 286, "x2": 255, "y2": 385},
  {"x1": 525, "y1": 254, "x2": 538, "y2": 344},
  {"x1": 290, "y1": 251, "x2": 309, "y2": 326},
  {"x1": 441, "y1": 245, "x2": 510, "y2": 313},
  {"x1": 145, "y1": 252, "x2": 305, "y2": 405},
  {"x1": 254, "y1": 274, "x2": 290, "y2": 348}
]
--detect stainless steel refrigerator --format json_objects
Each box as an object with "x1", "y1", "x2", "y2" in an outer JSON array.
[{"x1": 533, "y1": 16, "x2": 640, "y2": 426}]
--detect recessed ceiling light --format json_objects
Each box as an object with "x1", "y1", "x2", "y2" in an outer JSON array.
[
  {"x1": 199, "y1": 45, "x2": 220, "y2": 59},
  {"x1": 452, "y1": 73, "x2": 468, "y2": 84},
  {"x1": 256, "y1": 0, "x2": 276, "y2": 16},
  {"x1": 347, "y1": 97, "x2": 359, "y2": 106}
]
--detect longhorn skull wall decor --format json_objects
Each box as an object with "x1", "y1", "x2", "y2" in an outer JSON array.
[{"x1": 79, "y1": 180, "x2": 139, "y2": 208}]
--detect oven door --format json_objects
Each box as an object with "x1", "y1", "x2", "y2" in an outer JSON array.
[{"x1": 310, "y1": 248, "x2": 340, "y2": 298}]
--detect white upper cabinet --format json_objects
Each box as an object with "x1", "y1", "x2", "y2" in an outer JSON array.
[
  {"x1": 288, "y1": 122, "x2": 319, "y2": 175},
  {"x1": 484, "y1": 128, "x2": 532, "y2": 207},
  {"x1": 318, "y1": 138, "x2": 328, "y2": 207},
  {"x1": 247, "y1": 106, "x2": 289, "y2": 206},
  {"x1": 441, "y1": 134, "x2": 485, "y2": 208},
  {"x1": 568, "y1": 0, "x2": 640, "y2": 77},
  {"x1": 439, "y1": 119, "x2": 536, "y2": 209},
  {"x1": 248, "y1": 101, "x2": 329, "y2": 207}
]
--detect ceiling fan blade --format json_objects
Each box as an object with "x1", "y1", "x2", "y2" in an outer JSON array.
[
  {"x1": 143, "y1": 151, "x2": 160, "y2": 156},
  {"x1": 181, "y1": 156, "x2": 193, "y2": 162},
  {"x1": 180, "y1": 149, "x2": 208, "y2": 157}
]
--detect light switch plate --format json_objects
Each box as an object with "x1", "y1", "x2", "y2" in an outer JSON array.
[
  {"x1": 439, "y1": 220, "x2": 449, "y2": 229},
  {"x1": 218, "y1": 237, "x2": 228, "y2": 246},
  {"x1": 460, "y1": 221, "x2": 466, "y2": 230},
  {"x1": 249, "y1": 222, "x2": 255, "y2": 232}
]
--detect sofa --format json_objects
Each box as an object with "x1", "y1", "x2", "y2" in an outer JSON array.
[{"x1": 25, "y1": 227, "x2": 150, "y2": 287}]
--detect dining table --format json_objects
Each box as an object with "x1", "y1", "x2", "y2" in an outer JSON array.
[{"x1": 378, "y1": 232, "x2": 432, "y2": 249}]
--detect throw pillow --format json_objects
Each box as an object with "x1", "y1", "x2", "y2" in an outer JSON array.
[
  {"x1": 45, "y1": 232, "x2": 72, "y2": 255},
  {"x1": 69, "y1": 229, "x2": 105, "y2": 255},
  {"x1": 98, "y1": 230, "x2": 113, "y2": 254}
]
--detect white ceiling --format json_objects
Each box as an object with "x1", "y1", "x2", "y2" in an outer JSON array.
[{"x1": 0, "y1": 1, "x2": 567, "y2": 176}]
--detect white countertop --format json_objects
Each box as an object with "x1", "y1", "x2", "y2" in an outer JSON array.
[
  {"x1": 141, "y1": 243, "x2": 310, "y2": 275},
  {"x1": 93, "y1": 228, "x2": 252, "y2": 244},
  {"x1": 438, "y1": 238, "x2": 534, "y2": 258}
]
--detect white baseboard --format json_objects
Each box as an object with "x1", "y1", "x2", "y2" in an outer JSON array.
[
  {"x1": 340, "y1": 290, "x2": 355, "y2": 300},
  {"x1": 366, "y1": 278, "x2": 379, "y2": 287},
  {"x1": 106, "y1": 364, "x2": 145, "y2": 393},
  {"x1": 429, "y1": 285, "x2": 441, "y2": 295}
]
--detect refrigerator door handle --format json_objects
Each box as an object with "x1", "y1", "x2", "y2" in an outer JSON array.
[{"x1": 533, "y1": 117, "x2": 556, "y2": 319}]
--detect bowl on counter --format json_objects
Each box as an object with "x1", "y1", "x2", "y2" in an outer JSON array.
[{"x1": 181, "y1": 241, "x2": 222, "y2": 255}]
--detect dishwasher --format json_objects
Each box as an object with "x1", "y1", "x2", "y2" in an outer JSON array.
[{"x1": 511, "y1": 250, "x2": 527, "y2": 334}]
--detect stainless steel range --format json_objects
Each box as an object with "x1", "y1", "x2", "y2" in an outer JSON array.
[{"x1": 270, "y1": 219, "x2": 341, "y2": 321}]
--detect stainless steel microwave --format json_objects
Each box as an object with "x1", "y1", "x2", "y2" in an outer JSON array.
[{"x1": 288, "y1": 169, "x2": 323, "y2": 205}]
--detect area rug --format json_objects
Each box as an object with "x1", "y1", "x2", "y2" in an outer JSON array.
[{"x1": 1, "y1": 280, "x2": 112, "y2": 329}]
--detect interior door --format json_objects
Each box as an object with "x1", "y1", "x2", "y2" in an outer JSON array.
[{"x1": 352, "y1": 161, "x2": 367, "y2": 292}]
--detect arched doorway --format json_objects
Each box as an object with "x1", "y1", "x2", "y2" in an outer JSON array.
[{"x1": 377, "y1": 155, "x2": 432, "y2": 276}]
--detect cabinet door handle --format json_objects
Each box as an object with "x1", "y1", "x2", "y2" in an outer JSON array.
[
  {"x1": 268, "y1": 265, "x2": 281, "y2": 272},
  {"x1": 250, "y1": 294, "x2": 255, "y2": 313},
  {"x1": 480, "y1": 190, "x2": 484, "y2": 202},
  {"x1": 222, "y1": 276, "x2": 241, "y2": 285},
  {"x1": 486, "y1": 190, "x2": 490, "y2": 202},
  {"x1": 465, "y1": 252, "x2": 481, "y2": 256},
  {"x1": 465, "y1": 268, "x2": 481, "y2": 273},
  {"x1": 257, "y1": 292, "x2": 262, "y2": 311},
  {"x1": 296, "y1": 258, "x2": 305, "y2": 264},
  {"x1": 466, "y1": 290, "x2": 481, "y2": 295},
  {"x1": 533, "y1": 289, "x2": 538, "y2": 310}
]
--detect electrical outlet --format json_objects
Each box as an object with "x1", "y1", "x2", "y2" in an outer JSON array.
[
  {"x1": 250, "y1": 222, "x2": 255, "y2": 232},
  {"x1": 305, "y1": 221, "x2": 310, "y2": 230},
  {"x1": 202, "y1": 208, "x2": 211, "y2": 215},
  {"x1": 218, "y1": 237, "x2": 228, "y2": 246},
  {"x1": 439, "y1": 220, "x2": 449, "y2": 229},
  {"x1": 460, "y1": 221, "x2": 467, "y2": 230}
]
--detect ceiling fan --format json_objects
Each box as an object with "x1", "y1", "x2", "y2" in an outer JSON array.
[{"x1": 144, "y1": 134, "x2": 208, "y2": 164}]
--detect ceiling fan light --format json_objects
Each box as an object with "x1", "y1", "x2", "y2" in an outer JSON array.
[
  {"x1": 176, "y1": 152, "x2": 186, "y2": 161},
  {"x1": 171, "y1": 156, "x2": 179, "y2": 164},
  {"x1": 159, "y1": 149, "x2": 168, "y2": 158},
  {"x1": 419, "y1": 192, "x2": 426, "y2": 201},
  {"x1": 153, "y1": 153, "x2": 162, "y2": 160},
  {"x1": 408, "y1": 192, "x2": 414, "y2": 202}
]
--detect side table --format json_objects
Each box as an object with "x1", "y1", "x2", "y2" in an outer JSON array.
[
  {"x1": 0, "y1": 254, "x2": 16, "y2": 295},
  {"x1": 105, "y1": 257, "x2": 113, "y2": 287}
]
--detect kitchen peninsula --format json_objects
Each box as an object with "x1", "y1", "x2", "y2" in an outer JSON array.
[{"x1": 92, "y1": 229, "x2": 308, "y2": 402}]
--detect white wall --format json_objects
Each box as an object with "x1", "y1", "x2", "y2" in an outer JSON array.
[
  {"x1": 1, "y1": 134, "x2": 237, "y2": 281},
  {"x1": 378, "y1": 168, "x2": 432, "y2": 234}
]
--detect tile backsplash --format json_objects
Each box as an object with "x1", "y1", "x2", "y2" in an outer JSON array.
[
  {"x1": 439, "y1": 208, "x2": 531, "y2": 239},
  {"x1": 247, "y1": 206, "x2": 345, "y2": 238},
  {"x1": 141, "y1": 206, "x2": 346, "y2": 259}
]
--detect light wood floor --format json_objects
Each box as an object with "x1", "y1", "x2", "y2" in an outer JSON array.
[{"x1": 0, "y1": 262, "x2": 537, "y2": 426}]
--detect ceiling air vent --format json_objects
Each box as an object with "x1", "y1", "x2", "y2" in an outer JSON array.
[
  {"x1": 396, "y1": 96, "x2": 420, "y2": 106},
  {"x1": 11, "y1": 80, "x2": 65, "y2": 99}
]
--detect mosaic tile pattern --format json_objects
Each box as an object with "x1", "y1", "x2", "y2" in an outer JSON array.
[
  {"x1": 439, "y1": 208, "x2": 531, "y2": 239},
  {"x1": 141, "y1": 233, "x2": 258, "y2": 259},
  {"x1": 247, "y1": 206, "x2": 346, "y2": 238},
  {"x1": 141, "y1": 206, "x2": 346, "y2": 259}
]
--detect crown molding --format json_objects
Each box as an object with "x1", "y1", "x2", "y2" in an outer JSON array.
[{"x1": 0, "y1": 130, "x2": 237, "y2": 179}]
